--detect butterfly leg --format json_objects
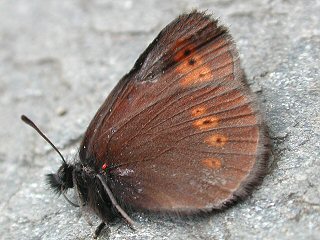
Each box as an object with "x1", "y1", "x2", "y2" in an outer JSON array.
[
  {"x1": 96, "y1": 174, "x2": 136, "y2": 228},
  {"x1": 94, "y1": 222, "x2": 107, "y2": 239}
]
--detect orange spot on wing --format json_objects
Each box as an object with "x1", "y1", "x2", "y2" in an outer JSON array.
[
  {"x1": 178, "y1": 51, "x2": 234, "y2": 87},
  {"x1": 205, "y1": 134, "x2": 228, "y2": 147},
  {"x1": 180, "y1": 66, "x2": 213, "y2": 86},
  {"x1": 173, "y1": 44, "x2": 216, "y2": 87},
  {"x1": 173, "y1": 37, "x2": 235, "y2": 88},
  {"x1": 176, "y1": 55, "x2": 203, "y2": 73},
  {"x1": 201, "y1": 158, "x2": 222, "y2": 170},
  {"x1": 191, "y1": 106, "x2": 206, "y2": 117},
  {"x1": 193, "y1": 116, "x2": 219, "y2": 129},
  {"x1": 173, "y1": 42, "x2": 196, "y2": 62}
]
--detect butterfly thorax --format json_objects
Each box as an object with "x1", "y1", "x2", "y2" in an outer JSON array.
[{"x1": 73, "y1": 162, "x2": 118, "y2": 222}]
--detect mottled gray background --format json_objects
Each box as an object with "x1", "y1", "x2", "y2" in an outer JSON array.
[{"x1": 0, "y1": 0, "x2": 319, "y2": 239}]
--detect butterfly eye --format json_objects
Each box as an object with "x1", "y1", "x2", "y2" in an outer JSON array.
[{"x1": 57, "y1": 164, "x2": 74, "y2": 189}]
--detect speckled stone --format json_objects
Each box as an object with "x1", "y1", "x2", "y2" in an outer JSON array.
[{"x1": 0, "y1": 0, "x2": 319, "y2": 239}]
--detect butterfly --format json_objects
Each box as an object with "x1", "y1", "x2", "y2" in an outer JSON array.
[{"x1": 22, "y1": 10, "x2": 269, "y2": 238}]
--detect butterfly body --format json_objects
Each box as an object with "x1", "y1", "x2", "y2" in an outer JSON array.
[{"x1": 41, "y1": 10, "x2": 268, "y2": 236}]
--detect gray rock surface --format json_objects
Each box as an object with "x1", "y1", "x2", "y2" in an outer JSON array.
[{"x1": 0, "y1": 0, "x2": 319, "y2": 239}]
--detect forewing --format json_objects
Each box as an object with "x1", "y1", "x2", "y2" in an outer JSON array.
[{"x1": 81, "y1": 11, "x2": 268, "y2": 212}]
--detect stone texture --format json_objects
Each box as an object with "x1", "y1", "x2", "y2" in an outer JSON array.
[{"x1": 0, "y1": 0, "x2": 319, "y2": 239}]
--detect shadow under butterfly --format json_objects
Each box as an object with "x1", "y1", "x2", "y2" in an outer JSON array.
[{"x1": 22, "y1": 10, "x2": 269, "y2": 238}]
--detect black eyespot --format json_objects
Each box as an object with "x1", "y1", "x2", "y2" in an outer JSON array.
[
  {"x1": 203, "y1": 119, "x2": 212, "y2": 124},
  {"x1": 184, "y1": 49, "x2": 191, "y2": 56},
  {"x1": 189, "y1": 58, "x2": 196, "y2": 65}
]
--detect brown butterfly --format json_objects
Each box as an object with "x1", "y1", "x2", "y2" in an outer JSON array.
[{"x1": 22, "y1": 10, "x2": 269, "y2": 238}]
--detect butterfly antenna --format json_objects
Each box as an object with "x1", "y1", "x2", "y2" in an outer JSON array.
[{"x1": 21, "y1": 115, "x2": 66, "y2": 164}]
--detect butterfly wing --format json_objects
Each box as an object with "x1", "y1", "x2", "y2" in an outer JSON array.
[{"x1": 80, "y1": 11, "x2": 268, "y2": 212}]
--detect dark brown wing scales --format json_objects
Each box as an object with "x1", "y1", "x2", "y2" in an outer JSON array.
[
  {"x1": 80, "y1": 11, "x2": 268, "y2": 212},
  {"x1": 132, "y1": 11, "x2": 222, "y2": 82}
]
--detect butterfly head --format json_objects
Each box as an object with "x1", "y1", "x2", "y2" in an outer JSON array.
[{"x1": 46, "y1": 163, "x2": 74, "y2": 194}]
